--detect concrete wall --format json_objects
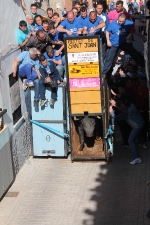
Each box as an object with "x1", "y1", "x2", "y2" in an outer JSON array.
[
  {"x1": 0, "y1": 0, "x2": 33, "y2": 181},
  {"x1": 0, "y1": 0, "x2": 33, "y2": 50},
  {"x1": 0, "y1": 48, "x2": 31, "y2": 176}
]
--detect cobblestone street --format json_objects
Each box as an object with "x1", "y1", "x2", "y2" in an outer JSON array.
[{"x1": 0, "y1": 129, "x2": 150, "y2": 225}]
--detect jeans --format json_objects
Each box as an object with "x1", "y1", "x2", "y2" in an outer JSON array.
[
  {"x1": 119, "y1": 120, "x2": 131, "y2": 145},
  {"x1": 128, "y1": 127, "x2": 142, "y2": 159},
  {"x1": 19, "y1": 64, "x2": 38, "y2": 83},
  {"x1": 56, "y1": 65, "x2": 64, "y2": 78},
  {"x1": 103, "y1": 42, "x2": 145, "y2": 74},
  {"x1": 39, "y1": 75, "x2": 58, "y2": 100},
  {"x1": 24, "y1": 78, "x2": 40, "y2": 113}
]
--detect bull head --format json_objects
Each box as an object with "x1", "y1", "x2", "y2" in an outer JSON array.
[{"x1": 81, "y1": 117, "x2": 96, "y2": 137}]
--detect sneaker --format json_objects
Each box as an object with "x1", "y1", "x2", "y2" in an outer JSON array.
[
  {"x1": 49, "y1": 98, "x2": 55, "y2": 106},
  {"x1": 27, "y1": 82, "x2": 34, "y2": 87},
  {"x1": 130, "y1": 158, "x2": 142, "y2": 165},
  {"x1": 40, "y1": 99, "x2": 47, "y2": 107},
  {"x1": 22, "y1": 79, "x2": 28, "y2": 91},
  {"x1": 33, "y1": 100, "x2": 39, "y2": 108},
  {"x1": 139, "y1": 143, "x2": 147, "y2": 150},
  {"x1": 121, "y1": 143, "x2": 130, "y2": 148}
]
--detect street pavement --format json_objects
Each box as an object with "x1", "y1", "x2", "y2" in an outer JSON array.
[{"x1": 0, "y1": 126, "x2": 150, "y2": 225}]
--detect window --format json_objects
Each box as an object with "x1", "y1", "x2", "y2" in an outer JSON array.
[{"x1": 9, "y1": 73, "x2": 22, "y2": 125}]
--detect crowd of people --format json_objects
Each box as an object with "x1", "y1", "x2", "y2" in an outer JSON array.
[{"x1": 13, "y1": 0, "x2": 149, "y2": 164}]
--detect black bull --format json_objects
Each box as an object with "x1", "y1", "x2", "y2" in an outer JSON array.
[{"x1": 77, "y1": 116, "x2": 103, "y2": 151}]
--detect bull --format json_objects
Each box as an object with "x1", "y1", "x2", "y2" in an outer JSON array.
[{"x1": 78, "y1": 115, "x2": 96, "y2": 151}]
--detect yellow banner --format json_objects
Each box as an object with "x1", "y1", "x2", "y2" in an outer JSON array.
[
  {"x1": 66, "y1": 38, "x2": 98, "y2": 52},
  {"x1": 69, "y1": 64, "x2": 99, "y2": 78}
]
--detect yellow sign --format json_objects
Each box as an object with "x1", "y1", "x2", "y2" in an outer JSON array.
[
  {"x1": 69, "y1": 64, "x2": 99, "y2": 78},
  {"x1": 66, "y1": 38, "x2": 98, "y2": 52}
]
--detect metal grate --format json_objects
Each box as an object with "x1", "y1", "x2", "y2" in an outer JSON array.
[{"x1": 5, "y1": 192, "x2": 19, "y2": 197}]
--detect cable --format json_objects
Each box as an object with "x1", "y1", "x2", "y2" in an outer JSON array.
[{"x1": 0, "y1": 43, "x2": 19, "y2": 58}]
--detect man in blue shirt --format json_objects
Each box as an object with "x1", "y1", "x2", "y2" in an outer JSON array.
[
  {"x1": 62, "y1": 7, "x2": 68, "y2": 16},
  {"x1": 133, "y1": 0, "x2": 138, "y2": 9},
  {"x1": 16, "y1": 20, "x2": 31, "y2": 49},
  {"x1": 57, "y1": 11, "x2": 82, "y2": 36},
  {"x1": 78, "y1": 7, "x2": 89, "y2": 27},
  {"x1": 48, "y1": 23, "x2": 64, "y2": 55},
  {"x1": 96, "y1": 3, "x2": 109, "y2": 33},
  {"x1": 83, "y1": 11, "x2": 105, "y2": 36},
  {"x1": 39, "y1": 55, "x2": 61, "y2": 106},
  {"x1": 109, "y1": 0, "x2": 115, "y2": 10},
  {"x1": 96, "y1": 3, "x2": 110, "y2": 60},
  {"x1": 33, "y1": 15, "x2": 43, "y2": 33},
  {"x1": 13, "y1": 48, "x2": 41, "y2": 108},
  {"x1": 38, "y1": 19, "x2": 49, "y2": 34},
  {"x1": 103, "y1": 13, "x2": 145, "y2": 77},
  {"x1": 44, "y1": 46, "x2": 65, "y2": 80}
]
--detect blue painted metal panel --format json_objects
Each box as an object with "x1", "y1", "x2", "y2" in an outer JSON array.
[
  {"x1": 31, "y1": 85, "x2": 68, "y2": 157},
  {"x1": 31, "y1": 87, "x2": 64, "y2": 121},
  {"x1": 32, "y1": 123, "x2": 65, "y2": 156}
]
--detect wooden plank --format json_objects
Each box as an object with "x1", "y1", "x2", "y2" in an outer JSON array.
[
  {"x1": 71, "y1": 103, "x2": 102, "y2": 114},
  {"x1": 70, "y1": 90, "x2": 101, "y2": 104},
  {"x1": 70, "y1": 87, "x2": 100, "y2": 92}
]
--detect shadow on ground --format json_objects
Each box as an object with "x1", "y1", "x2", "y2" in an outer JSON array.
[{"x1": 83, "y1": 126, "x2": 150, "y2": 225}]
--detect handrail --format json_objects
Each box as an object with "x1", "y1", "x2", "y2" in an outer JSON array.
[{"x1": 0, "y1": 109, "x2": 7, "y2": 118}]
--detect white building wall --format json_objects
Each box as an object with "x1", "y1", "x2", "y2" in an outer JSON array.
[
  {"x1": 0, "y1": 0, "x2": 33, "y2": 50},
  {"x1": 0, "y1": 0, "x2": 33, "y2": 179}
]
